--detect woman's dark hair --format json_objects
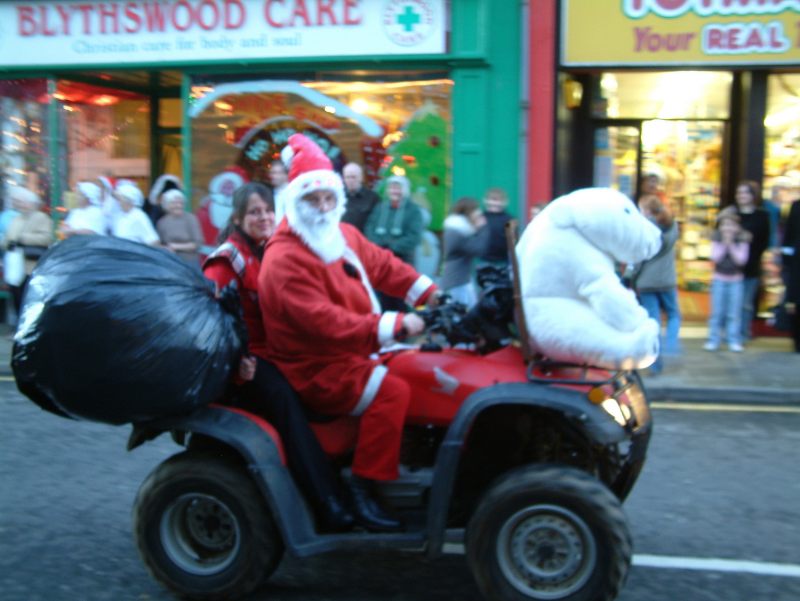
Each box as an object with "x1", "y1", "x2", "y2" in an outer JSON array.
[
  {"x1": 736, "y1": 180, "x2": 762, "y2": 207},
  {"x1": 217, "y1": 181, "x2": 274, "y2": 243},
  {"x1": 450, "y1": 196, "x2": 480, "y2": 216}
]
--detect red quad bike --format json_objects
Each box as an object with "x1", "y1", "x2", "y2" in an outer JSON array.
[{"x1": 128, "y1": 264, "x2": 653, "y2": 601}]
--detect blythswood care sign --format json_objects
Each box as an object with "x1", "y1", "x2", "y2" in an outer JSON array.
[{"x1": 0, "y1": 0, "x2": 446, "y2": 68}]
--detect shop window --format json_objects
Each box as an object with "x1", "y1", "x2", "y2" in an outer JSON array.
[
  {"x1": 0, "y1": 79, "x2": 50, "y2": 208},
  {"x1": 593, "y1": 71, "x2": 732, "y2": 120},
  {"x1": 189, "y1": 73, "x2": 452, "y2": 241},
  {"x1": 55, "y1": 81, "x2": 150, "y2": 197}
]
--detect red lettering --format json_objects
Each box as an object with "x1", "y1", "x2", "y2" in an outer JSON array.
[
  {"x1": 343, "y1": 0, "x2": 361, "y2": 25},
  {"x1": 654, "y1": 0, "x2": 687, "y2": 10},
  {"x1": 706, "y1": 26, "x2": 723, "y2": 49},
  {"x1": 317, "y1": 0, "x2": 337, "y2": 25},
  {"x1": 143, "y1": 1, "x2": 167, "y2": 32},
  {"x1": 291, "y1": 0, "x2": 311, "y2": 26},
  {"x1": 98, "y1": 2, "x2": 120, "y2": 34},
  {"x1": 39, "y1": 6, "x2": 56, "y2": 36},
  {"x1": 17, "y1": 6, "x2": 37, "y2": 36},
  {"x1": 172, "y1": 0, "x2": 193, "y2": 32},
  {"x1": 196, "y1": 0, "x2": 219, "y2": 31},
  {"x1": 745, "y1": 26, "x2": 762, "y2": 49},
  {"x1": 728, "y1": 26, "x2": 741, "y2": 49},
  {"x1": 56, "y1": 5, "x2": 71, "y2": 35},
  {"x1": 224, "y1": 0, "x2": 245, "y2": 29},
  {"x1": 124, "y1": 2, "x2": 143, "y2": 33},
  {"x1": 265, "y1": 0, "x2": 285, "y2": 28},
  {"x1": 769, "y1": 23, "x2": 783, "y2": 49},
  {"x1": 76, "y1": 4, "x2": 94, "y2": 35}
]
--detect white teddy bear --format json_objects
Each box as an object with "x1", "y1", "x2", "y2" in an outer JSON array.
[{"x1": 516, "y1": 187, "x2": 662, "y2": 370}]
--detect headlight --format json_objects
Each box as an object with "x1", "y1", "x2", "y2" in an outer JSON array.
[{"x1": 600, "y1": 398, "x2": 631, "y2": 426}]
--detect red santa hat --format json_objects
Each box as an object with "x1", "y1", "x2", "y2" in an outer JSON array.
[
  {"x1": 281, "y1": 133, "x2": 346, "y2": 226},
  {"x1": 209, "y1": 166, "x2": 248, "y2": 206}
]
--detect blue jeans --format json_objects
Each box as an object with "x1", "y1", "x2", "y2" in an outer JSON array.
[
  {"x1": 741, "y1": 277, "x2": 759, "y2": 340},
  {"x1": 639, "y1": 289, "x2": 682, "y2": 372},
  {"x1": 708, "y1": 278, "x2": 744, "y2": 347}
]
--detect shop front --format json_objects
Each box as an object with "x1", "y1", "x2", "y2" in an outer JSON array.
[
  {"x1": 0, "y1": 0, "x2": 524, "y2": 253},
  {"x1": 555, "y1": 0, "x2": 800, "y2": 326}
]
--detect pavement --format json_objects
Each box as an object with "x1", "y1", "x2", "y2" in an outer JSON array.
[{"x1": 1, "y1": 323, "x2": 798, "y2": 405}]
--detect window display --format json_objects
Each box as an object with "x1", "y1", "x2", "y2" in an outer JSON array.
[
  {"x1": 55, "y1": 81, "x2": 151, "y2": 198},
  {"x1": 189, "y1": 73, "x2": 452, "y2": 250},
  {"x1": 0, "y1": 79, "x2": 50, "y2": 208}
]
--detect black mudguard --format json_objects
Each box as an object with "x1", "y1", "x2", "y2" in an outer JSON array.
[{"x1": 425, "y1": 382, "x2": 628, "y2": 558}]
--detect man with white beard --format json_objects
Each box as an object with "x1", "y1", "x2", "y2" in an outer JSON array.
[{"x1": 260, "y1": 134, "x2": 438, "y2": 532}]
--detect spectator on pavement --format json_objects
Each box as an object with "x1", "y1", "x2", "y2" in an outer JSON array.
[
  {"x1": 733, "y1": 180, "x2": 771, "y2": 342},
  {"x1": 60, "y1": 182, "x2": 106, "y2": 238},
  {"x1": 481, "y1": 187, "x2": 514, "y2": 266},
  {"x1": 156, "y1": 189, "x2": 204, "y2": 265},
  {"x1": 341, "y1": 162, "x2": 380, "y2": 232},
  {"x1": 635, "y1": 194, "x2": 682, "y2": 373},
  {"x1": 441, "y1": 197, "x2": 489, "y2": 307},
  {"x1": 704, "y1": 207, "x2": 750, "y2": 353}
]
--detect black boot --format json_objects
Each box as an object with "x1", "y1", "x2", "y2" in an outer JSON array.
[
  {"x1": 317, "y1": 495, "x2": 356, "y2": 533},
  {"x1": 346, "y1": 475, "x2": 403, "y2": 532}
]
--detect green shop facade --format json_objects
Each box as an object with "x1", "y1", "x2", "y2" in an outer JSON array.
[{"x1": 0, "y1": 0, "x2": 524, "y2": 242}]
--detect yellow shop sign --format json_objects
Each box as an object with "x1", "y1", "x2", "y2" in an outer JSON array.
[{"x1": 561, "y1": 0, "x2": 800, "y2": 66}]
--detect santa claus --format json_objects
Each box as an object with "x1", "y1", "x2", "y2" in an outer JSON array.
[
  {"x1": 260, "y1": 134, "x2": 438, "y2": 532},
  {"x1": 195, "y1": 167, "x2": 249, "y2": 256}
]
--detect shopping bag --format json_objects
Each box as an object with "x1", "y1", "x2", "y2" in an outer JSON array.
[{"x1": 3, "y1": 246, "x2": 25, "y2": 286}]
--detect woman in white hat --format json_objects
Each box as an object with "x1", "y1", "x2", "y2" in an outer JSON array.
[
  {"x1": 111, "y1": 182, "x2": 160, "y2": 246},
  {"x1": 60, "y1": 182, "x2": 106, "y2": 237},
  {"x1": 3, "y1": 185, "x2": 54, "y2": 314}
]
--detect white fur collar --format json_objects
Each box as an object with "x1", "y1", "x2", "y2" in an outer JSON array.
[{"x1": 444, "y1": 213, "x2": 476, "y2": 236}]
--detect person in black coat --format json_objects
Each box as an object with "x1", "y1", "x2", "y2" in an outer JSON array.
[
  {"x1": 480, "y1": 187, "x2": 514, "y2": 265},
  {"x1": 733, "y1": 180, "x2": 771, "y2": 341},
  {"x1": 782, "y1": 196, "x2": 800, "y2": 352},
  {"x1": 341, "y1": 162, "x2": 380, "y2": 232}
]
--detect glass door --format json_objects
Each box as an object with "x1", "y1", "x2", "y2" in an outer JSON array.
[
  {"x1": 593, "y1": 124, "x2": 640, "y2": 199},
  {"x1": 641, "y1": 119, "x2": 725, "y2": 321}
]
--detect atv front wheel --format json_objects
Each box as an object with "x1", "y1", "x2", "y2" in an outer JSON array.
[
  {"x1": 133, "y1": 450, "x2": 284, "y2": 600},
  {"x1": 466, "y1": 465, "x2": 631, "y2": 601}
]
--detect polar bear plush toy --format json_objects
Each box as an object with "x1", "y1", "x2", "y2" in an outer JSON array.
[{"x1": 517, "y1": 188, "x2": 662, "y2": 369}]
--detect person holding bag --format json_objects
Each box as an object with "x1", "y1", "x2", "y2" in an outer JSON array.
[{"x1": 3, "y1": 185, "x2": 54, "y2": 316}]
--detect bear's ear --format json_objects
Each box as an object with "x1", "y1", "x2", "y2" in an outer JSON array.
[{"x1": 547, "y1": 197, "x2": 574, "y2": 227}]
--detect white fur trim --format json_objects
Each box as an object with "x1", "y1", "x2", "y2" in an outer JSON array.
[
  {"x1": 378, "y1": 312, "x2": 400, "y2": 346},
  {"x1": 350, "y1": 364, "x2": 388, "y2": 416},
  {"x1": 444, "y1": 214, "x2": 476, "y2": 236},
  {"x1": 343, "y1": 246, "x2": 382, "y2": 314},
  {"x1": 405, "y1": 274, "x2": 434, "y2": 306},
  {"x1": 284, "y1": 169, "x2": 348, "y2": 263}
]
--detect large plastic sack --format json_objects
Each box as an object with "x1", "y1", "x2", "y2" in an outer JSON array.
[{"x1": 12, "y1": 235, "x2": 244, "y2": 425}]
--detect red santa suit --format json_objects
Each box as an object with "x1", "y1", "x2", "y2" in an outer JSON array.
[{"x1": 260, "y1": 134, "x2": 435, "y2": 481}]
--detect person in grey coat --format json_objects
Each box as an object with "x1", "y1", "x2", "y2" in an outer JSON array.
[
  {"x1": 441, "y1": 196, "x2": 489, "y2": 307},
  {"x1": 635, "y1": 194, "x2": 681, "y2": 373}
]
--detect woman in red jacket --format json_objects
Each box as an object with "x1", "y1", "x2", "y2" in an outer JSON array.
[{"x1": 203, "y1": 182, "x2": 353, "y2": 532}]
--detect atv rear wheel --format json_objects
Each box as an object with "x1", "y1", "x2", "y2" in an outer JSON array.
[
  {"x1": 133, "y1": 450, "x2": 284, "y2": 600},
  {"x1": 466, "y1": 465, "x2": 631, "y2": 601}
]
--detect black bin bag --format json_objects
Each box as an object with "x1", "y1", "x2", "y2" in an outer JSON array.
[{"x1": 12, "y1": 235, "x2": 244, "y2": 425}]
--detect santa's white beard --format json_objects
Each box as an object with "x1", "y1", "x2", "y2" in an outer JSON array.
[{"x1": 290, "y1": 201, "x2": 346, "y2": 263}]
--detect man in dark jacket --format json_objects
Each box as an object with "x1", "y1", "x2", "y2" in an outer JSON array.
[
  {"x1": 342, "y1": 162, "x2": 380, "y2": 232},
  {"x1": 481, "y1": 187, "x2": 514, "y2": 265}
]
